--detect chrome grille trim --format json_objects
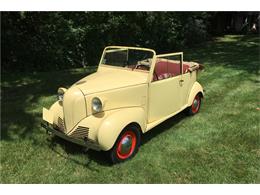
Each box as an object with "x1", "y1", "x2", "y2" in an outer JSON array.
[
  {"x1": 70, "y1": 126, "x2": 89, "y2": 139},
  {"x1": 57, "y1": 117, "x2": 65, "y2": 132}
]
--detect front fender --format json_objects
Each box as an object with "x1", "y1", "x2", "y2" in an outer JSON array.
[
  {"x1": 187, "y1": 81, "x2": 204, "y2": 106},
  {"x1": 97, "y1": 107, "x2": 146, "y2": 151}
]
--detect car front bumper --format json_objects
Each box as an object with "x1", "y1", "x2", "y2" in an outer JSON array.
[{"x1": 41, "y1": 122, "x2": 101, "y2": 151}]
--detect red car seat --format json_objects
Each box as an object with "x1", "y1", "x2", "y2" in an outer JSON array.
[{"x1": 153, "y1": 60, "x2": 190, "y2": 81}]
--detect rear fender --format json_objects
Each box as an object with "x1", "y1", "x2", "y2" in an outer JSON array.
[{"x1": 187, "y1": 82, "x2": 204, "y2": 106}]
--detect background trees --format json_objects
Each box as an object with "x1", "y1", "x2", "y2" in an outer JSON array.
[{"x1": 2, "y1": 12, "x2": 259, "y2": 72}]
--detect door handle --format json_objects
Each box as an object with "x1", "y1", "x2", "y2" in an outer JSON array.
[{"x1": 179, "y1": 79, "x2": 184, "y2": 86}]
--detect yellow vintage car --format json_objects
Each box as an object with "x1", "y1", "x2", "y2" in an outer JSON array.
[{"x1": 42, "y1": 46, "x2": 204, "y2": 163}]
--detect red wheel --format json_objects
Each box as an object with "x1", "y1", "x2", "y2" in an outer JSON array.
[
  {"x1": 116, "y1": 131, "x2": 137, "y2": 160},
  {"x1": 191, "y1": 95, "x2": 201, "y2": 113},
  {"x1": 187, "y1": 94, "x2": 202, "y2": 115},
  {"x1": 108, "y1": 125, "x2": 141, "y2": 164}
]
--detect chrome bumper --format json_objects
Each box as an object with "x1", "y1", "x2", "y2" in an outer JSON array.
[{"x1": 41, "y1": 122, "x2": 101, "y2": 151}]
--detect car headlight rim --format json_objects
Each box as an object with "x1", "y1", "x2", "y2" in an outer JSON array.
[
  {"x1": 57, "y1": 87, "x2": 66, "y2": 101},
  {"x1": 57, "y1": 94, "x2": 64, "y2": 101},
  {"x1": 92, "y1": 97, "x2": 102, "y2": 113}
]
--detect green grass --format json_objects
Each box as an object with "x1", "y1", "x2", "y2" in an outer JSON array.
[{"x1": 1, "y1": 35, "x2": 259, "y2": 183}]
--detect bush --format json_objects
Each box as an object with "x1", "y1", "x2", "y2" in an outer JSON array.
[
  {"x1": 183, "y1": 17, "x2": 208, "y2": 46},
  {"x1": 1, "y1": 12, "x2": 211, "y2": 73}
]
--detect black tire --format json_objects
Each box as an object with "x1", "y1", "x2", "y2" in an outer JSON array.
[
  {"x1": 187, "y1": 93, "x2": 202, "y2": 116},
  {"x1": 108, "y1": 124, "x2": 141, "y2": 164}
]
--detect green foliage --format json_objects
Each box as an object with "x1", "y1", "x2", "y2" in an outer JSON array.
[
  {"x1": 1, "y1": 35, "x2": 259, "y2": 183},
  {"x1": 2, "y1": 12, "x2": 85, "y2": 72},
  {"x1": 183, "y1": 16, "x2": 208, "y2": 46},
  {"x1": 2, "y1": 12, "x2": 212, "y2": 72}
]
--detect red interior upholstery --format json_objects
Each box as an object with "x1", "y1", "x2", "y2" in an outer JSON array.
[
  {"x1": 183, "y1": 64, "x2": 190, "y2": 73},
  {"x1": 153, "y1": 61, "x2": 168, "y2": 81},
  {"x1": 153, "y1": 61, "x2": 190, "y2": 81}
]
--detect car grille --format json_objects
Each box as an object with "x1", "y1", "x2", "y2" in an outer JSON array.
[
  {"x1": 70, "y1": 126, "x2": 89, "y2": 139},
  {"x1": 63, "y1": 87, "x2": 86, "y2": 132},
  {"x1": 57, "y1": 117, "x2": 65, "y2": 132}
]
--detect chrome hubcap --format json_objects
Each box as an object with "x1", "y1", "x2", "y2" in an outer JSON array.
[
  {"x1": 193, "y1": 99, "x2": 198, "y2": 108},
  {"x1": 120, "y1": 136, "x2": 132, "y2": 155}
]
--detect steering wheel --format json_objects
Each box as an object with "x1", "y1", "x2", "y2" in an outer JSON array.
[{"x1": 134, "y1": 64, "x2": 150, "y2": 71}]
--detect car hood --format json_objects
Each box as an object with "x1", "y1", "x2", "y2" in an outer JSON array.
[{"x1": 72, "y1": 66, "x2": 148, "y2": 95}]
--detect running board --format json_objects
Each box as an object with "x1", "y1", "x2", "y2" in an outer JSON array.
[{"x1": 146, "y1": 105, "x2": 187, "y2": 132}]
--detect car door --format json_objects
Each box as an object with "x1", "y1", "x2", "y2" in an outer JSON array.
[{"x1": 148, "y1": 53, "x2": 183, "y2": 123}]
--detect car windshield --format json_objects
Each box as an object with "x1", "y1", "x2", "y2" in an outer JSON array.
[{"x1": 101, "y1": 47, "x2": 154, "y2": 71}]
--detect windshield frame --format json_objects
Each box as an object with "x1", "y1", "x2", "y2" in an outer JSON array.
[
  {"x1": 99, "y1": 46, "x2": 156, "y2": 69},
  {"x1": 98, "y1": 46, "x2": 157, "y2": 83}
]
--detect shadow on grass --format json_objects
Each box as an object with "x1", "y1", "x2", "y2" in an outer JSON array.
[
  {"x1": 47, "y1": 136, "x2": 110, "y2": 168},
  {"x1": 183, "y1": 35, "x2": 259, "y2": 75},
  {"x1": 46, "y1": 110, "x2": 187, "y2": 167},
  {"x1": 141, "y1": 111, "x2": 187, "y2": 145},
  {"x1": 1, "y1": 68, "x2": 96, "y2": 141}
]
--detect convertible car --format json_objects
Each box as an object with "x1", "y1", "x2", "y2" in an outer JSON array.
[{"x1": 42, "y1": 46, "x2": 204, "y2": 163}]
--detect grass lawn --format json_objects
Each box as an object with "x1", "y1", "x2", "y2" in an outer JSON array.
[{"x1": 1, "y1": 35, "x2": 259, "y2": 183}]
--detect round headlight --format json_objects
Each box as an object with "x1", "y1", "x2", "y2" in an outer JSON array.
[
  {"x1": 92, "y1": 97, "x2": 102, "y2": 113},
  {"x1": 57, "y1": 87, "x2": 66, "y2": 101}
]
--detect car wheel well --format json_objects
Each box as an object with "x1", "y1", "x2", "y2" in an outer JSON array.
[
  {"x1": 198, "y1": 91, "x2": 203, "y2": 98},
  {"x1": 125, "y1": 122, "x2": 143, "y2": 134}
]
